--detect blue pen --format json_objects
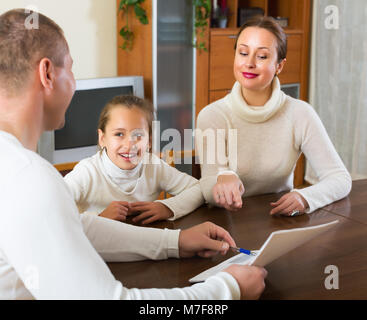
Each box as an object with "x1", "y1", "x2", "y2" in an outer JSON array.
[{"x1": 230, "y1": 246, "x2": 257, "y2": 256}]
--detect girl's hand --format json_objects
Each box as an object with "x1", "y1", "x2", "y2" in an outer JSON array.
[
  {"x1": 130, "y1": 202, "x2": 174, "y2": 225},
  {"x1": 99, "y1": 201, "x2": 130, "y2": 221},
  {"x1": 270, "y1": 191, "x2": 309, "y2": 216},
  {"x1": 212, "y1": 174, "x2": 245, "y2": 211}
]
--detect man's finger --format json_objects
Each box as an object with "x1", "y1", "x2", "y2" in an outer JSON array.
[
  {"x1": 203, "y1": 238, "x2": 231, "y2": 256},
  {"x1": 198, "y1": 249, "x2": 219, "y2": 258},
  {"x1": 207, "y1": 224, "x2": 236, "y2": 249}
]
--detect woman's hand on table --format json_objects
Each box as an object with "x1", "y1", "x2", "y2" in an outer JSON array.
[
  {"x1": 212, "y1": 174, "x2": 245, "y2": 212},
  {"x1": 270, "y1": 191, "x2": 309, "y2": 216}
]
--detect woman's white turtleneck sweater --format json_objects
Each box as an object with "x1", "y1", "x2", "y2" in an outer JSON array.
[
  {"x1": 64, "y1": 150, "x2": 204, "y2": 220},
  {"x1": 196, "y1": 77, "x2": 352, "y2": 213}
]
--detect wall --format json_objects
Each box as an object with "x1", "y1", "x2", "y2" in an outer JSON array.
[{"x1": 0, "y1": 0, "x2": 117, "y2": 80}]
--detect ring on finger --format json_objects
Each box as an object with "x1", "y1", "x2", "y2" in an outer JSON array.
[{"x1": 291, "y1": 210, "x2": 301, "y2": 217}]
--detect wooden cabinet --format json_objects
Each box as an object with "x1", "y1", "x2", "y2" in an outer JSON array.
[
  {"x1": 209, "y1": 29, "x2": 237, "y2": 91},
  {"x1": 278, "y1": 32, "x2": 302, "y2": 84}
]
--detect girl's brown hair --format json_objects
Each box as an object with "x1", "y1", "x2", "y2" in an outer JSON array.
[
  {"x1": 234, "y1": 16, "x2": 287, "y2": 63},
  {"x1": 98, "y1": 95, "x2": 154, "y2": 146}
]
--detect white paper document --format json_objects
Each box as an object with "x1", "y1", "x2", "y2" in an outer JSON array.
[{"x1": 189, "y1": 220, "x2": 339, "y2": 283}]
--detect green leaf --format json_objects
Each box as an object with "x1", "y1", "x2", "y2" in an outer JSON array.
[
  {"x1": 192, "y1": 0, "x2": 211, "y2": 52},
  {"x1": 119, "y1": 26, "x2": 129, "y2": 37},
  {"x1": 134, "y1": 4, "x2": 148, "y2": 24}
]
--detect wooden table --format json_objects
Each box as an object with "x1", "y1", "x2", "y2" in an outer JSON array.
[
  {"x1": 323, "y1": 179, "x2": 367, "y2": 225},
  {"x1": 108, "y1": 180, "x2": 367, "y2": 299}
]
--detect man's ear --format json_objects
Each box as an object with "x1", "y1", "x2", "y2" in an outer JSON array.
[{"x1": 39, "y1": 58, "x2": 55, "y2": 90}]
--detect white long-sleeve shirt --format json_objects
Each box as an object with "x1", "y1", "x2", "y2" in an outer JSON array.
[
  {"x1": 0, "y1": 131, "x2": 240, "y2": 300},
  {"x1": 64, "y1": 150, "x2": 204, "y2": 220},
  {"x1": 196, "y1": 78, "x2": 352, "y2": 213}
]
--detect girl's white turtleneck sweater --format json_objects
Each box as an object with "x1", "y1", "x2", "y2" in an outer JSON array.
[
  {"x1": 196, "y1": 77, "x2": 352, "y2": 213},
  {"x1": 64, "y1": 150, "x2": 204, "y2": 220}
]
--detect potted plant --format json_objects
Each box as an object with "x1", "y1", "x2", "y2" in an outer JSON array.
[
  {"x1": 118, "y1": 0, "x2": 211, "y2": 52},
  {"x1": 193, "y1": 0, "x2": 211, "y2": 51},
  {"x1": 118, "y1": 0, "x2": 148, "y2": 51}
]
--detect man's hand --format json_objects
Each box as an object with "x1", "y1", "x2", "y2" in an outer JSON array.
[
  {"x1": 130, "y1": 202, "x2": 174, "y2": 224},
  {"x1": 224, "y1": 265, "x2": 267, "y2": 300},
  {"x1": 270, "y1": 191, "x2": 309, "y2": 216},
  {"x1": 212, "y1": 174, "x2": 245, "y2": 211},
  {"x1": 178, "y1": 222, "x2": 236, "y2": 258},
  {"x1": 99, "y1": 201, "x2": 130, "y2": 221}
]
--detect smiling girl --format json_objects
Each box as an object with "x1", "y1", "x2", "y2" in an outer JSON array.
[
  {"x1": 64, "y1": 95, "x2": 204, "y2": 224},
  {"x1": 196, "y1": 16, "x2": 351, "y2": 216}
]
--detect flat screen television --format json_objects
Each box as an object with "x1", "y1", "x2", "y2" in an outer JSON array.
[{"x1": 38, "y1": 76, "x2": 144, "y2": 164}]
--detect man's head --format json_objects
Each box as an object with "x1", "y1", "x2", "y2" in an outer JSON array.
[
  {"x1": 0, "y1": 9, "x2": 68, "y2": 95},
  {"x1": 0, "y1": 9, "x2": 75, "y2": 131}
]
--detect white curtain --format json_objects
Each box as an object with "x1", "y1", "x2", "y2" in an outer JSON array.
[{"x1": 307, "y1": 0, "x2": 367, "y2": 182}]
